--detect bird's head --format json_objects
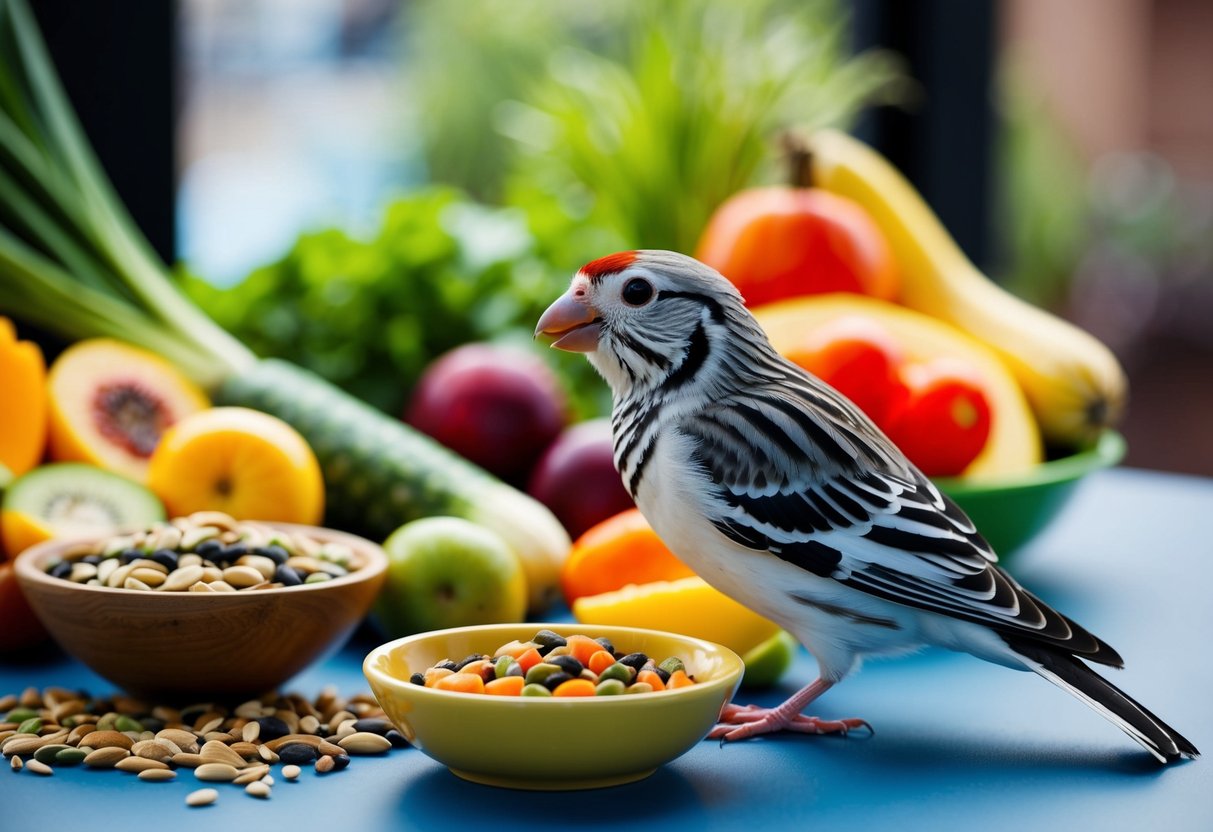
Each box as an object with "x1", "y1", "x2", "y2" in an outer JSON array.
[{"x1": 535, "y1": 250, "x2": 766, "y2": 398}]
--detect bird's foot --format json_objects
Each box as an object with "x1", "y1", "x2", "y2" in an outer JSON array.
[{"x1": 708, "y1": 702, "x2": 871, "y2": 743}]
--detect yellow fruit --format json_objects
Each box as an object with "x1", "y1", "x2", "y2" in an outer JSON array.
[
  {"x1": 571, "y1": 575, "x2": 782, "y2": 658},
  {"x1": 0, "y1": 317, "x2": 48, "y2": 478},
  {"x1": 753, "y1": 293, "x2": 1042, "y2": 478},
  {"x1": 807, "y1": 129, "x2": 1127, "y2": 447},
  {"x1": 0, "y1": 508, "x2": 52, "y2": 559},
  {"x1": 147, "y1": 407, "x2": 325, "y2": 525},
  {"x1": 46, "y1": 339, "x2": 210, "y2": 482}
]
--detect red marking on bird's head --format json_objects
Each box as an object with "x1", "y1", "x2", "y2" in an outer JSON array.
[{"x1": 580, "y1": 251, "x2": 637, "y2": 282}]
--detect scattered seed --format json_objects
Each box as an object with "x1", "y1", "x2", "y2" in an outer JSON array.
[
  {"x1": 245, "y1": 780, "x2": 271, "y2": 799},
  {"x1": 315, "y1": 755, "x2": 335, "y2": 774},
  {"x1": 26, "y1": 759, "x2": 53, "y2": 776},
  {"x1": 186, "y1": 788, "x2": 219, "y2": 807},
  {"x1": 115, "y1": 756, "x2": 169, "y2": 773},
  {"x1": 232, "y1": 764, "x2": 270, "y2": 785},
  {"x1": 10, "y1": 756, "x2": 22, "y2": 771},
  {"x1": 282, "y1": 764, "x2": 301, "y2": 781},
  {"x1": 84, "y1": 747, "x2": 130, "y2": 768},
  {"x1": 194, "y1": 762, "x2": 240, "y2": 782},
  {"x1": 138, "y1": 768, "x2": 177, "y2": 782},
  {"x1": 242, "y1": 721, "x2": 260, "y2": 743},
  {"x1": 338, "y1": 732, "x2": 392, "y2": 755}
]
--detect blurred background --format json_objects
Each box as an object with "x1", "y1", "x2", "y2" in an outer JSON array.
[{"x1": 32, "y1": 0, "x2": 1213, "y2": 475}]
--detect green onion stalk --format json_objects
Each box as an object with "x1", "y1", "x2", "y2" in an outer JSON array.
[{"x1": 0, "y1": 0, "x2": 570, "y2": 613}]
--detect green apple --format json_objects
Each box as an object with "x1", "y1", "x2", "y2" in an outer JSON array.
[
  {"x1": 374, "y1": 516, "x2": 527, "y2": 637},
  {"x1": 739, "y1": 630, "x2": 798, "y2": 688}
]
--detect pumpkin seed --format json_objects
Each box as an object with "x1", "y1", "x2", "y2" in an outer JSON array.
[
  {"x1": 245, "y1": 780, "x2": 271, "y2": 799},
  {"x1": 84, "y1": 747, "x2": 130, "y2": 767},
  {"x1": 186, "y1": 787, "x2": 219, "y2": 807},
  {"x1": 194, "y1": 762, "x2": 240, "y2": 782},
  {"x1": 26, "y1": 759, "x2": 53, "y2": 776}
]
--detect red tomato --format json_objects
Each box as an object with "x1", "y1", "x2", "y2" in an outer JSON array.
[
  {"x1": 0, "y1": 561, "x2": 49, "y2": 652},
  {"x1": 885, "y1": 358, "x2": 993, "y2": 477},
  {"x1": 694, "y1": 187, "x2": 899, "y2": 306},
  {"x1": 787, "y1": 316, "x2": 908, "y2": 426}
]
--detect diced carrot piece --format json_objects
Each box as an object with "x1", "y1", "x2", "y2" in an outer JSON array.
[
  {"x1": 552, "y1": 678, "x2": 597, "y2": 697},
  {"x1": 665, "y1": 670, "x2": 695, "y2": 689},
  {"x1": 484, "y1": 676, "x2": 525, "y2": 696},
  {"x1": 458, "y1": 660, "x2": 493, "y2": 681},
  {"x1": 566, "y1": 634, "x2": 603, "y2": 666},
  {"x1": 516, "y1": 647, "x2": 543, "y2": 673},
  {"x1": 424, "y1": 667, "x2": 455, "y2": 687},
  {"x1": 434, "y1": 672, "x2": 486, "y2": 694},
  {"x1": 588, "y1": 650, "x2": 616, "y2": 675},
  {"x1": 635, "y1": 670, "x2": 664, "y2": 690},
  {"x1": 493, "y1": 640, "x2": 537, "y2": 659}
]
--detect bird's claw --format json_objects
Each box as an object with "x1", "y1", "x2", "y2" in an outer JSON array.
[{"x1": 708, "y1": 704, "x2": 872, "y2": 743}]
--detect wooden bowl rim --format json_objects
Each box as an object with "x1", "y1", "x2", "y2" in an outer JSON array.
[{"x1": 14, "y1": 520, "x2": 388, "y2": 601}]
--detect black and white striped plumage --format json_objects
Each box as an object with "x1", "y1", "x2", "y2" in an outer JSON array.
[{"x1": 536, "y1": 249, "x2": 1197, "y2": 763}]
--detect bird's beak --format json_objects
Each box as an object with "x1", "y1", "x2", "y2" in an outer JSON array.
[{"x1": 535, "y1": 290, "x2": 602, "y2": 353}]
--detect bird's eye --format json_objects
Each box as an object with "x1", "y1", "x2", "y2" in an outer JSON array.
[{"x1": 621, "y1": 277, "x2": 654, "y2": 306}]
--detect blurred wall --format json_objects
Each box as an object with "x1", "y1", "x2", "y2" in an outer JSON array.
[{"x1": 1003, "y1": 0, "x2": 1213, "y2": 476}]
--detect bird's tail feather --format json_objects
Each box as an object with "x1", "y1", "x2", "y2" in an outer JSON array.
[{"x1": 1009, "y1": 639, "x2": 1198, "y2": 764}]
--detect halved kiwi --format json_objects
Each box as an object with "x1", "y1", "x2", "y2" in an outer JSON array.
[{"x1": 0, "y1": 463, "x2": 165, "y2": 556}]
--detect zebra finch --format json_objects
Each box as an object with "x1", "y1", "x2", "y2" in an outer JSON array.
[{"x1": 535, "y1": 249, "x2": 1196, "y2": 764}]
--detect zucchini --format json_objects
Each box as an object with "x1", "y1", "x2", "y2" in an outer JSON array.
[
  {"x1": 0, "y1": 0, "x2": 569, "y2": 612},
  {"x1": 217, "y1": 359, "x2": 569, "y2": 612}
]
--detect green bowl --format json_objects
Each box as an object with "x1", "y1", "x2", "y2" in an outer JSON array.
[
  {"x1": 363, "y1": 623, "x2": 743, "y2": 790},
  {"x1": 935, "y1": 430, "x2": 1126, "y2": 558}
]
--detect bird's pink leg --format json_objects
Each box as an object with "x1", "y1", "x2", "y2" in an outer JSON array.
[{"x1": 708, "y1": 678, "x2": 871, "y2": 742}]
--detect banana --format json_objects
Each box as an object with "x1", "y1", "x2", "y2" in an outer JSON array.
[{"x1": 806, "y1": 129, "x2": 1126, "y2": 448}]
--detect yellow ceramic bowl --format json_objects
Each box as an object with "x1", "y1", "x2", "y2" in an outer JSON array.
[{"x1": 363, "y1": 623, "x2": 743, "y2": 790}]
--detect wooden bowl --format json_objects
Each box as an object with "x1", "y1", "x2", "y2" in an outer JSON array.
[{"x1": 14, "y1": 523, "x2": 387, "y2": 699}]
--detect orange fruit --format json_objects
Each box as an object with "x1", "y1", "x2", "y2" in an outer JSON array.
[
  {"x1": 571, "y1": 575, "x2": 782, "y2": 658},
  {"x1": 147, "y1": 407, "x2": 324, "y2": 524},
  {"x1": 0, "y1": 318, "x2": 48, "y2": 478},
  {"x1": 560, "y1": 509, "x2": 696, "y2": 605}
]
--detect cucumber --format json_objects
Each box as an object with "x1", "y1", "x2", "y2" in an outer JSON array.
[{"x1": 216, "y1": 358, "x2": 569, "y2": 612}]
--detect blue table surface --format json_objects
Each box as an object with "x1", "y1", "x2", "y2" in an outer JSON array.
[{"x1": 2, "y1": 467, "x2": 1211, "y2": 831}]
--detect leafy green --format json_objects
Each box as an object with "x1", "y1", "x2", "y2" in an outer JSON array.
[{"x1": 183, "y1": 188, "x2": 608, "y2": 417}]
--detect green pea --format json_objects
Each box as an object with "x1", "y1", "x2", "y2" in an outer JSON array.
[
  {"x1": 524, "y1": 662, "x2": 563, "y2": 686},
  {"x1": 595, "y1": 679, "x2": 627, "y2": 696},
  {"x1": 494, "y1": 656, "x2": 517, "y2": 679},
  {"x1": 5, "y1": 708, "x2": 38, "y2": 723},
  {"x1": 305, "y1": 571, "x2": 331, "y2": 584},
  {"x1": 521, "y1": 684, "x2": 552, "y2": 697},
  {"x1": 598, "y1": 662, "x2": 634, "y2": 684},
  {"x1": 17, "y1": 717, "x2": 42, "y2": 734},
  {"x1": 625, "y1": 682, "x2": 654, "y2": 694},
  {"x1": 658, "y1": 656, "x2": 685, "y2": 676},
  {"x1": 114, "y1": 715, "x2": 143, "y2": 733}
]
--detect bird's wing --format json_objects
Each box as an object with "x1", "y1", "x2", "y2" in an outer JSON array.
[{"x1": 678, "y1": 381, "x2": 1119, "y2": 665}]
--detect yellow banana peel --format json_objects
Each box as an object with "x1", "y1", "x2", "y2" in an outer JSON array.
[{"x1": 806, "y1": 129, "x2": 1127, "y2": 448}]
